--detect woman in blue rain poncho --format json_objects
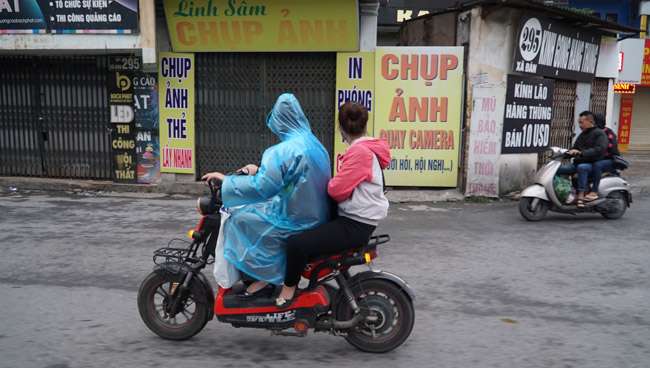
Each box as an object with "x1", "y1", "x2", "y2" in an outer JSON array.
[{"x1": 202, "y1": 94, "x2": 331, "y2": 298}]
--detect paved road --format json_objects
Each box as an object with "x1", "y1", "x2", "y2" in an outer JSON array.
[{"x1": 1, "y1": 193, "x2": 648, "y2": 368}]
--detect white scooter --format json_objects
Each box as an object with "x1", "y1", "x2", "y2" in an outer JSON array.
[{"x1": 519, "y1": 147, "x2": 632, "y2": 221}]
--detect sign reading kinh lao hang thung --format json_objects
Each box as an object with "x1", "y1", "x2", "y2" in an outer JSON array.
[
  {"x1": 159, "y1": 52, "x2": 195, "y2": 174},
  {"x1": 501, "y1": 75, "x2": 555, "y2": 154},
  {"x1": 162, "y1": 0, "x2": 358, "y2": 52},
  {"x1": 374, "y1": 47, "x2": 464, "y2": 187},
  {"x1": 513, "y1": 13, "x2": 601, "y2": 82}
]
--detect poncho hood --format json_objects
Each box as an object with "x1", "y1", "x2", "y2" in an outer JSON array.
[{"x1": 266, "y1": 93, "x2": 312, "y2": 141}]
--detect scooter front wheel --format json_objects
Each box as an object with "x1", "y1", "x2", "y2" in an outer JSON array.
[
  {"x1": 137, "y1": 272, "x2": 209, "y2": 340},
  {"x1": 519, "y1": 197, "x2": 549, "y2": 221},
  {"x1": 600, "y1": 191, "x2": 628, "y2": 219},
  {"x1": 335, "y1": 279, "x2": 414, "y2": 353}
]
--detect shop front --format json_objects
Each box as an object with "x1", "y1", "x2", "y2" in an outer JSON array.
[
  {"x1": 399, "y1": 0, "x2": 639, "y2": 196},
  {"x1": 627, "y1": 39, "x2": 650, "y2": 151},
  {"x1": 0, "y1": 1, "x2": 157, "y2": 183},
  {"x1": 158, "y1": 0, "x2": 361, "y2": 180}
]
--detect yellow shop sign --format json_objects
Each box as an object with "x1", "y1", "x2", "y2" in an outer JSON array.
[{"x1": 163, "y1": 0, "x2": 359, "y2": 52}]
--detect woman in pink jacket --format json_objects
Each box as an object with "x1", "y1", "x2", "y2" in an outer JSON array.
[{"x1": 276, "y1": 101, "x2": 391, "y2": 308}]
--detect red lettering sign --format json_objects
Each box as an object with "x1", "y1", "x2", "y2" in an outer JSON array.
[
  {"x1": 640, "y1": 39, "x2": 650, "y2": 86},
  {"x1": 618, "y1": 95, "x2": 634, "y2": 144}
]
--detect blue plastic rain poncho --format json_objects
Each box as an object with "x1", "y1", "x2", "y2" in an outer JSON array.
[{"x1": 220, "y1": 94, "x2": 331, "y2": 285}]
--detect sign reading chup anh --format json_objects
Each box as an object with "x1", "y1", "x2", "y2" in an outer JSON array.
[
  {"x1": 513, "y1": 13, "x2": 601, "y2": 82},
  {"x1": 162, "y1": 0, "x2": 358, "y2": 52},
  {"x1": 374, "y1": 47, "x2": 464, "y2": 187}
]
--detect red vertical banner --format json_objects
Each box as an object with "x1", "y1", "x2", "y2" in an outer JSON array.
[
  {"x1": 640, "y1": 39, "x2": 650, "y2": 86},
  {"x1": 618, "y1": 95, "x2": 634, "y2": 145}
]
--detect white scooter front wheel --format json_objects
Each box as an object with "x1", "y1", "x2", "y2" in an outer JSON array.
[{"x1": 519, "y1": 197, "x2": 550, "y2": 221}]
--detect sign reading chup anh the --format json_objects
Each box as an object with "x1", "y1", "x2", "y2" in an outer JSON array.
[
  {"x1": 162, "y1": 0, "x2": 359, "y2": 52},
  {"x1": 513, "y1": 13, "x2": 601, "y2": 82},
  {"x1": 159, "y1": 52, "x2": 195, "y2": 174}
]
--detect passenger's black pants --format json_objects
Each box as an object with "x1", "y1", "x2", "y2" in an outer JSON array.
[{"x1": 284, "y1": 216, "x2": 376, "y2": 287}]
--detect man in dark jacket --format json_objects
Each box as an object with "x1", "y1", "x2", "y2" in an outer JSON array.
[
  {"x1": 581, "y1": 114, "x2": 621, "y2": 201},
  {"x1": 557, "y1": 111, "x2": 608, "y2": 207}
]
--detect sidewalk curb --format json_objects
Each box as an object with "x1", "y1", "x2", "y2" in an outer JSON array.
[
  {"x1": 0, "y1": 177, "x2": 466, "y2": 203},
  {"x1": 3, "y1": 149, "x2": 648, "y2": 203}
]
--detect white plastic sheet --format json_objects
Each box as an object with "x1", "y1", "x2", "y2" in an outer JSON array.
[{"x1": 213, "y1": 207, "x2": 241, "y2": 288}]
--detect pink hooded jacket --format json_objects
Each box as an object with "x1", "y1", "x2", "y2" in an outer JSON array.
[{"x1": 328, "y1": 137, "x2": 391, "y2": 225}]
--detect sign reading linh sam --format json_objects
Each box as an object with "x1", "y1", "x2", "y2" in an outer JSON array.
[
  {"x1": 514, "y1": 13, "x2": 601, "y2": 82},
  {"x1": 502, "y1": 75, "x2": 555, "y2": 154},
  {"x1": 162, "y1": 0, "x2": 358, "y2": 52}
]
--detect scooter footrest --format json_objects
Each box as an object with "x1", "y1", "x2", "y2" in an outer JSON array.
[{"x1": 222, "y1": 284, "x2": 278, "y2": 309}]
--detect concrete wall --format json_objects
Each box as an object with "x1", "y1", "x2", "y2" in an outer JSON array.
[
  {"x1": 400, "y1": 12, "x2": 457, "y2": 46},
  {"x1": 464, "y1": 7, "x2": 539, "y2": 195},
  {"x1": 401, "y1": 6, "x2": 544, "y2": 195}
]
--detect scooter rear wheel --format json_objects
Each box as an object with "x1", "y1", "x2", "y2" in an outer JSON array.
[
  {"x1": 137, "y1": 272, "x2": 209, "y2": 340},
  {"x1": 519, "y1": 197, "x2": 549, "y2": 221},
  {"x1": 335, "y1": 279, "x2": 414, "y2": 353}
]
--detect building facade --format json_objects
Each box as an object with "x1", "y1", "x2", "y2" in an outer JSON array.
[
  {"x1": 400, "y1": 0, "x2": 639, "y2": 196},
  {"x1": 1, "y1": 1, "x2": 382, "y2": 184}
]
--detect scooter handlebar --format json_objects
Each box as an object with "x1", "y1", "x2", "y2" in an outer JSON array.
[{"x1": 203, "y1": 168, "x2": 250, "y2": 189}]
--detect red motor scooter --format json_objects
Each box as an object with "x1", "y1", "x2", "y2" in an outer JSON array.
[{"x1": 137, "y1": 179, "x2": 415, "y2": 353}]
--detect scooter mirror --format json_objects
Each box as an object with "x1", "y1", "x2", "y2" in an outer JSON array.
[{"x1": 197, "y1": 196, "x2": 213, "y2": 215}]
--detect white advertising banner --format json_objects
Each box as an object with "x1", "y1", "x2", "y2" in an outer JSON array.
[
  {"x1": 616, "y1": 38, "x2": 645, "y2": 84},
  {"x1": 596, "y1": 36, "x2": 619, "y2": 78},
  {"x1": 466, "y1": 86, "x2": 506, "y2": 198}
]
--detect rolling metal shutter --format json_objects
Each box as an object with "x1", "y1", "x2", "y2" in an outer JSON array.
[
  {"x1": 538, "y1": 79, "x2": 576, "y2": 168},
  {"x1": 194, "y1": 52, "x2": 336, "y2": 179},
  {"x1": 0, "y1": 56, "x2": 111, "y2": 179},
  {"x1": 629, "y1": 86, "x2": 650, "y2": 151}
]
